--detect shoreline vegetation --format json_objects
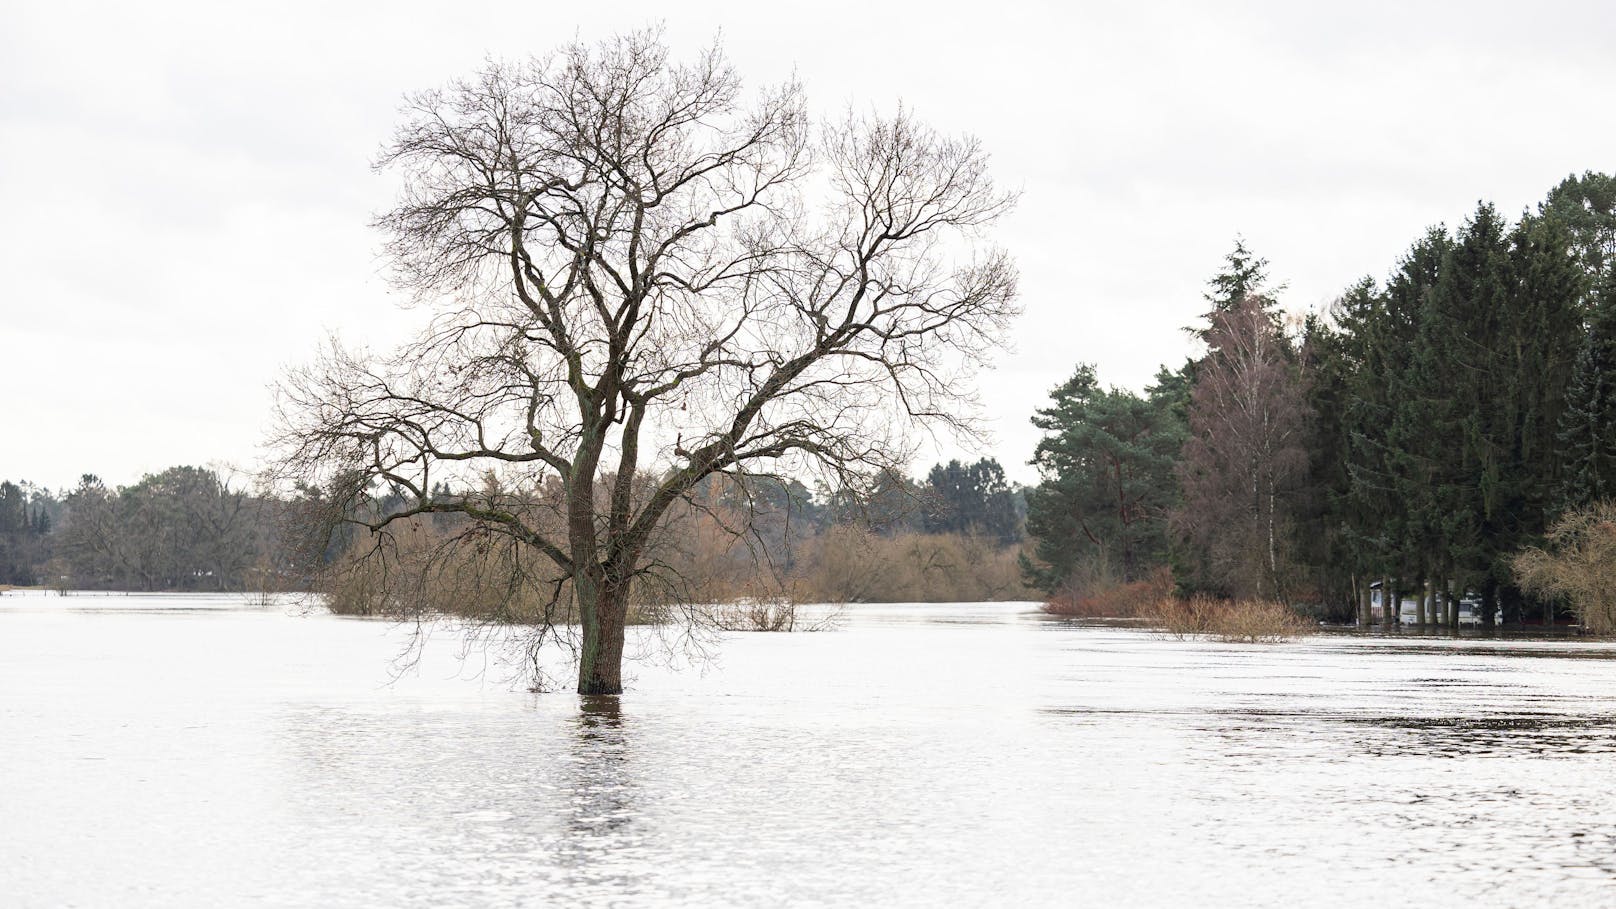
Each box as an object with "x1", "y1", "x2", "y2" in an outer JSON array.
[
  {"x1": 1021, "y1": 172, "x2": 1616, "y2": 637},
  {"x1": 1038, "y1": 570, "x2": 1316, "y2": 642}
]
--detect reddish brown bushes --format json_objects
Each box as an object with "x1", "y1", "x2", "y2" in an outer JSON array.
[{"x1": 1043, "y1": 568, "x2": 1173, "y2": 618}]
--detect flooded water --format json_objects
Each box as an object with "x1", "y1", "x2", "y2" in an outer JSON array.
[{"x1": 5, "y1": 592, "x2": 1616, "y2": 906}]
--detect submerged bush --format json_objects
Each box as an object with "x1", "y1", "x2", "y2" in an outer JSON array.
[
  {"x1": 708, "y1": 597, "x2": 840, "y2": 632},
  {"x1": 1043, "y1": 567, "x2": 1173, "y2": 618},
  {"x1": 1143, "y1": 595, "x2": 1314, "y2": 643}
]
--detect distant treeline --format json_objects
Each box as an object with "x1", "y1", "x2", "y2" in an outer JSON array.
[
  {"x1": 0, "y1": 457, "x2": 1033, "y2": 602},
  {"x1": 0, "y1": 469, "x2": 289, "y2": 590},
  {"x1": 1022, "y1": 172, "x2": 1616, "y2": 627}
]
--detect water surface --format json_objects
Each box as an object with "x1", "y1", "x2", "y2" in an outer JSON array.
[{"x1": 4, "y1": 592, "x2": 1616, "y2": 906}]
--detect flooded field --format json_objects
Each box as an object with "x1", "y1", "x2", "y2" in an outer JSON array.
[{"x1": 4, "y1": 592, "x2": 1616, "y2": 906}]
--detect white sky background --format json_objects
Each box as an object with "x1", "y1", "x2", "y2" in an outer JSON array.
[{"x1": 3, "y1": 0, "x2": 1614, "y2": 491}]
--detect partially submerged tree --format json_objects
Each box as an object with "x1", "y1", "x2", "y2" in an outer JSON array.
[{"x1": 271, "y1": 31, "x2": 1018, "y2": 694}]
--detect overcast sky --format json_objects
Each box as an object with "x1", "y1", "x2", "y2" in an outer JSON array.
[{"x1": 4, "y1": 0, "x2": 1614, "y2": 491}]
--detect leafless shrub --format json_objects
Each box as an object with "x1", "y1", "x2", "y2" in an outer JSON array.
[
  {"x1": 709, "y1": 596, "x2": 842, "y2": 632},
  {"x1": 1144, "y1": 595, "x2": 1314, "y2": 642},
  {"x1": 1513, "y1": 502, "x2": 1616, "y2": 634}
]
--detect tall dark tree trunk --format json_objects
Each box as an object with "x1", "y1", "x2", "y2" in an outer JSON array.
[{"x1": 577, "y1": 574, "x2": 630, "y2": 695}]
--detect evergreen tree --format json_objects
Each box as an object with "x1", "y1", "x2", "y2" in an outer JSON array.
[
  {"x1": 1410, "y1": 205, "x2": 1514, "y2": 618},
  {"x1": 1022, "y1": 365, "x2": 1182, "y2": 591},
  {"x1": 1333, "y1": 276, "x2": 1390, "y2": 590},
  {"x1": 1294, "y1": 309, "x2": 1357, "y2": 618},
  {"x1": 921, "y1": 458, "x2": 1019, "y2": 544},
  {"x1": 1506, "y1": 212, "x2": 1587, "y2": 523},
  {"x1": 1558, "y1": 274, "x2": 1616, "y2": 510},
  {"x1": 1369, "y1": 231, "x2": 1448, "y2": 602},
  {"x1": 1204, "y1": 237, "x2": 1273, "y2": 313}
]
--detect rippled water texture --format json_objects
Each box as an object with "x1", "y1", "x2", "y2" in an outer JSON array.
[{"x1": 6, "y1": 593, "x2": 1616, "y2": 906}]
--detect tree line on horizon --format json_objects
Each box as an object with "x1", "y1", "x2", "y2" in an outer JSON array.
[
  {"x1": 1022, "y1": 171, "x2": 1616, "y2": 627},
  {"x1": 0, "y1": 457, "x2": 1032, "y2": 601},
  {"x1": 0, "y1": 469, "x2": 285, "y2": 591}
]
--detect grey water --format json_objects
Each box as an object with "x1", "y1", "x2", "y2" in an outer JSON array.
[{"x1": 5, "y1": 592, "x2": 1616, "y2": 907}]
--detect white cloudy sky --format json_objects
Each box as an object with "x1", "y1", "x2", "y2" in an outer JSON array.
[{"x1": 3, "y1": 0, "x2": 1614, "y2": 490}]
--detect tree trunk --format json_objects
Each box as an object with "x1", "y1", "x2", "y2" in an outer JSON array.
[
  {"x1": 1433, "y1": 576, "x2": 1444, "y2": 632},
  {"x1": 577, "y1": 574, "x2": 630, "y2": 695},
  {"x1": 1498, "y1": 578, "x2": 1518, "y2": 628}
]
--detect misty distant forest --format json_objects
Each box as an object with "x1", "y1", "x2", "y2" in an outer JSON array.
[{"x1": 5, "y1": 171, "x2": 1615, "y2": 628}]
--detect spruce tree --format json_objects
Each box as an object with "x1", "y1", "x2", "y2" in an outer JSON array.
[
  {"x1": 1414, "y1": 205, "x2": 1515, "y2": 622},
  {"x1": 1295, "y1": 310, "x2": 1357, "y2": 618},
  {"x1": 1505, "y1": 212, "x2": 1587, "y2": 533},
  {"x1": 1205, "y1": 237, "x2": 1272, "y2": 312},
  {"x1": 1558, "y1": 274, "x2": 1616, "y2": 510},
  {"x1": 1344, "y1": 230, "x2": 1447, "y2": 616}
]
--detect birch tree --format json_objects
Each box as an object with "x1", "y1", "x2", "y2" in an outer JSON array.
[{"x1": 1173, "y1": 290, "x2": 1310, "y2": 600}]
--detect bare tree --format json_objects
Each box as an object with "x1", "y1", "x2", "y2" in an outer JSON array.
[
  {"x1": 1173, "y1": 294, "x2": 1311, "y2": 600},
  {"x1": 270, "y1": 30, "x2": 1018, "y2": 694},
  {"x1": 1513, "y1": 501, "x2": 1616, "y2": 633}
]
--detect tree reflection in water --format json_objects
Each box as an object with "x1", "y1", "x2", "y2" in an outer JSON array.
[{"x1": 557, "y1": 695, "x2": 640, "y2": 867}]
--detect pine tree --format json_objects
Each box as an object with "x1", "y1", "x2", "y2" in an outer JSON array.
[{"x1": 1023, "y1": 366, "x2": 1182, "y2": 591}]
